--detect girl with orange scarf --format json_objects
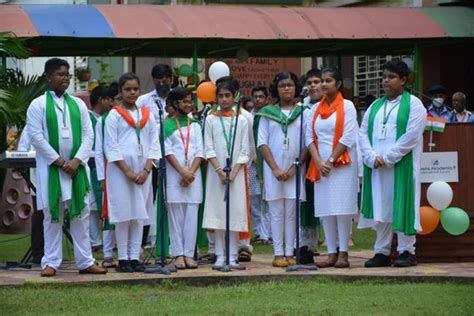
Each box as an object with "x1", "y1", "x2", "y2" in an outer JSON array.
[{"x1": 306, "y1": 67, "x2": 359, "y2": 268}]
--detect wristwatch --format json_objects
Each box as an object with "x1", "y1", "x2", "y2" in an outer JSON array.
[
  {"x1": 143, "y1": 167, "x2": 151, "y2": 174},
  {"x1": 328, "y1": 157, "x2": 335, "y2": 164}
]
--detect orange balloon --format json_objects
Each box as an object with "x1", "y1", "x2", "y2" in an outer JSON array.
[
  {"x1": 196, "y1": 81, "x2": 216, "y2": 103},
  {"x1": 419, "y1": 206, "x2": 440, "y2": 235}
]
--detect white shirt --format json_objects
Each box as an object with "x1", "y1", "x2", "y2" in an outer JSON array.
[{"x1": 136, "y1": 90, "x2": 167, "y2": 125}]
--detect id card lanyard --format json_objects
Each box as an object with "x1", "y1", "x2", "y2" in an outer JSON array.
[
  {"x1": 279, "y1": 106, "x2": 296, "y2": 150},
  {"x1": 218, "y1": 111, "x2": 235, "y2": 158},
  {"x1": 175, "y1": 116, "x2": 191, "y2": 167},
  {"x1": 50, "y1": 91, "x2": 70, "y2": 139},
  {"x1": 127, "y1": 108, "x2": 143, "y2": 156},
  {"x1": 379, "y1": 100, "x2": 398, "y2": 140}
]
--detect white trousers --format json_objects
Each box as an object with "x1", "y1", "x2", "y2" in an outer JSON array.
[
  {"x1": 115, "y1": 220, "x2": 143, "y2": 260},
  {"x1": 214, "y1": 230, "x2": 238, "y2": 262},
  {"x1": 237, "y1": 238, "x2": 254, "y2": 252},
  {"x1": 207, "y1": 231, "x2": 216, "y2": 254},
  {"x1": 374, "y1": 222, "x2": 416, "y2": 256},
  {"x1": 261, "y1": 199, "x2": 272, "y2": 240},
  {"x1": 268, "y1": 198, "x2": 296, "y2": 257},
  {"x1": 321, "y1": 215, "x2": 353, "y2": 254},
  {"x1": 89, "y1": 210, "x2": 102, "y2": 247},
  {"x1": 41, "y1": 203, "x2": 95, "y2": 271},
  {"x1": 103, "y1": 229, "x2": 116, "y2": 259},
  {"x1": 168, "y1": 203, "x2": 198, "y2": 257},
  {"x1": 300, "y1": 226, "x2": 319, "y2": 252}
]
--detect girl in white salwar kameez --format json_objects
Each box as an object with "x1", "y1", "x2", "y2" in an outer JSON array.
[
  {"x1": 256, "y1": 72, "x2": 307, "y2": 268},
  {"x1": 306, "y1": 67, "x2": 359, "y2": 268},
  {"x1": 104, "y1": 73, "x2": 161, "y2": 273},
  {"x1": 164, "y1": 87, "x2": 204, "y2": 270},
  {"x1": 202, "y1": 79, "x2": 250, "y2": 269},
  {"x1": 358, "y1": 60, "x2": 426, "y2": 268}
]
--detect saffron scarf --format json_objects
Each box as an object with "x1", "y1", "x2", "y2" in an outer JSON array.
[
  {"x1": 306, "y1": 92, "x2": 351, "y2": 182},
  {"x1": 112, "y1": 105, "x2": 150, "y2": 128},
  {"x1": 361, "y1": 91, "x2": 416, "y2": 235},
  {"x1": 46, "y1": 91, "x2": 90, "y2": 222}
]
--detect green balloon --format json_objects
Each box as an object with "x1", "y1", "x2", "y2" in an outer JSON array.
[
  {"x1": 440, "y1": 207, "x2": 470, "y2": 236},
  {"x1": 179, "y1": 64, "x2": 193, "y2": 77}
]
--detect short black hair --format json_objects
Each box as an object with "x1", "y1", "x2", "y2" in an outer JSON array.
[
  {"x1": 167, "y1": 87, "x2": 191, "y2": 108},
  {"x1": 90, "y1": 85, "x2": 109, "y2": 107},
  {"x1": 151, "y1": 64, "x2": 172, "y2": 79},
  {"x1": 382, "y1": 59, "x2": 409, "y2": 79},
  {"x1": 251, "y1": 85, "x2": 269, "y2": 98},
  {"x1": 118, "y1": 72, "x2": 140, "y2": 91},
  {"x1": 269, "y1": 72, "x2": 302, "y2": 100},
  {"x1": 216, "y1": 76, "x2": 240, "y2": 96},
  {"x1": 44, "y1": 58, "x2": 69, "y2": 75},
  {"x1": 321, "y1": 66, "x2": 343, "y2": 91},
  {"x1": 305, "y1": 68, "x2": 322, "y2": 80},
  {"x1": 107, "y1": 81, "x2": 119, "y2": 99}
]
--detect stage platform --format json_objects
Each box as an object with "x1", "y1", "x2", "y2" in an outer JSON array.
[{"x1": 2, "y1": 251, "x2": 474, "y2": 287}]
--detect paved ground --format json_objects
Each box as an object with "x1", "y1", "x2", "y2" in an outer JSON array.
[{"x1": 2, "y1": 251, "x2": 474, "y2": 287}]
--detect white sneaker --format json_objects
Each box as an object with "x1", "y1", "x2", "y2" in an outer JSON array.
[
  {"x1": 212, "y1": 256, "x2": 224, "y2": 269},
  {"x1": 230, "y1": 260, "x2": 240, "y2": 268}
]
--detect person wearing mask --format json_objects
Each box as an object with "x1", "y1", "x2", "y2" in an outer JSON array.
[{"x1": 426, "y1": 84, "x2": 453, "y2": 122}]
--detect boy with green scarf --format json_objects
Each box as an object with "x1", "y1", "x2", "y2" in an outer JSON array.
[
  {"x1": 26, "y1": 58, "x2": 106, "y2": 277},
  {"x1": 358, "y1": 59, "x2": 426, "y2": 268}
]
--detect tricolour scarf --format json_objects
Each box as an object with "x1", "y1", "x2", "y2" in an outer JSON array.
[
  {"x1": 306, "y1": 92, "x2": 351, "y2": 182},
  {"x1": 46, "y1": 91, "x2": 90, "y2": 222},
  {"x1": 361, "y1": 91, "x2": 416, "y2": 235}
]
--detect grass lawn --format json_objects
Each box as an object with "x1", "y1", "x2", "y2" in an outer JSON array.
[{"x1": 1, "y1": 279, "x2": 473, "y2": 315}]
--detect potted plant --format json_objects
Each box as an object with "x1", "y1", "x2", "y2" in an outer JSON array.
[{"x1": 74, "y1": 67, "x2": 91, "y2": 82}]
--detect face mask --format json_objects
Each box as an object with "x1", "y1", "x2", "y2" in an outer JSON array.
[
  {"x1": 155, "y1": 82, "x2": 170, "y2": 96},
  {"x1": 432, "y1": 97, "x2": 445, "y2": 108}
]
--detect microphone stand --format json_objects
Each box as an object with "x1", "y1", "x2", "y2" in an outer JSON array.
[
  {"x1": 287, "y1": 93, "x2": 318, "y2": 272},
  {"x1": 145, "y1": 99, "x2": 177, "y2": 275},
  {"x1": 213, "y1": 102, "x2": 245, "y2": 272}
]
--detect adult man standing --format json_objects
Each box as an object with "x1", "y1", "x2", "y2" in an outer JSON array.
[
  {"x1": 359, "y1": 59, "x2": 426, "y2": 268},
  {"x1": 26, "y1": 58, "x2": 106, "y2": 277},
  {"x1": 426, "y1": 84, "x2": 453, "y2": 122},
  {"x1": 137, "y1": 64, "x2": 173, "y2": 123},
  {"x1": 451, "y1": 92, "x2": 472, "y2": 123}
]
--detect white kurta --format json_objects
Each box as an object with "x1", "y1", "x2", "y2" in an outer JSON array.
[
  {"x1": 26, "y1": 92, "x2": 93, "y2": 211},
  {"x1": 104, "y1": 108, "x2": 161, "y2": 224},
  {"x1": 305, "y1": 100, "x2": 359, "y2": 217},
  {"x1": 165, "y1": 120, "x2": 204, "y2": 203},
  {"x1": 94, "y1": 118, "x2": 105, "y2": 182},
  {"x1": 358, "y1": 94, "x2": 426, "y2": 230},
  {"x1": 88, "y1": 110, "x2": 101, "y2": 211},
  {"x1": 257, "y1": 108, "x2": 307, "y2": 201},
  {"x1": 202, "y1": 114, "x2": 250, "y2": 232}
]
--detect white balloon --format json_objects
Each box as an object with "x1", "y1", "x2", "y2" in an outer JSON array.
[
  {"x1": 427, "y1": 181, "x2": 453, "y2": 210},
  {"x1": 208, "y1": 61, "x2": 230, "y2": 83}
]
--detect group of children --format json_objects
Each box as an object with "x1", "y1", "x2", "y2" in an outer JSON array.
[{"x1": 28, "y1": 57, "x2": 425, "y2": 277}]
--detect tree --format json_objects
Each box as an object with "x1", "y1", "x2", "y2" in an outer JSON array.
[{"x1": 0, "y1": 32, "x2": 47, "y2": 194}]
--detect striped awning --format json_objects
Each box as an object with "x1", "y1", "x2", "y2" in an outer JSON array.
[{"x1": 0, "y1": 4, "x2": 473, "y2": 57}]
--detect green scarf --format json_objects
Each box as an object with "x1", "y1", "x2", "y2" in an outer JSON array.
[
  {"x1": 361, "y1": 91, "x2": 416, "y2": 235},
  {"x1": 253, "y1": 103, "x2": 307, "y2": 181},
  {"x1": 46, "y1": 91, "x2": 90, "y2": 222},
  {"x1": 163, "y1": 115, "x2": 200, "y2": 140}
]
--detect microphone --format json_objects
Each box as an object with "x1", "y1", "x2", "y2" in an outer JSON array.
[
  {"x1": 154, "y1": 98, "x2": 164, "y2": 111},
  {"x1": 200, "y1": 103, "x2": 212, "y2": 120},
  {"x1": 299, "y1": 86, "x2": 309, "y2": 99}
]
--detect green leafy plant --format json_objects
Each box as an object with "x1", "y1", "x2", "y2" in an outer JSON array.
[{"x1": 95, "y1": 59, "x2": 114, "y2": 85}]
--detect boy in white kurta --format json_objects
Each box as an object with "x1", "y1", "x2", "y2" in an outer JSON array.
[
  {"x1": 203, "y1": 80, "x2": 250, "y2": 268},
  {"x1": 104, "y1": 73, "x2": 161, "y2": 272},
  {"x1": 26, "y1": 58, "x2": 106, "y2": 277},
  {"x1": 256, "y1": 72, "x2": 307, "y2": 268},
  {"x1": 359, "y1": 60, "x2": 426, "y2": 268},
  {"x1": 164, "y1": 88, "x2": 204, "y2": 269}
]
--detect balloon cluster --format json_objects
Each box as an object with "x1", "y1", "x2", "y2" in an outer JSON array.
[
  {"x1": 419, "y1": 181, "x2": 470, "y2": 236},
  {"x1": 196, "y1": 61, "x2": 230, "y2": 103}
]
